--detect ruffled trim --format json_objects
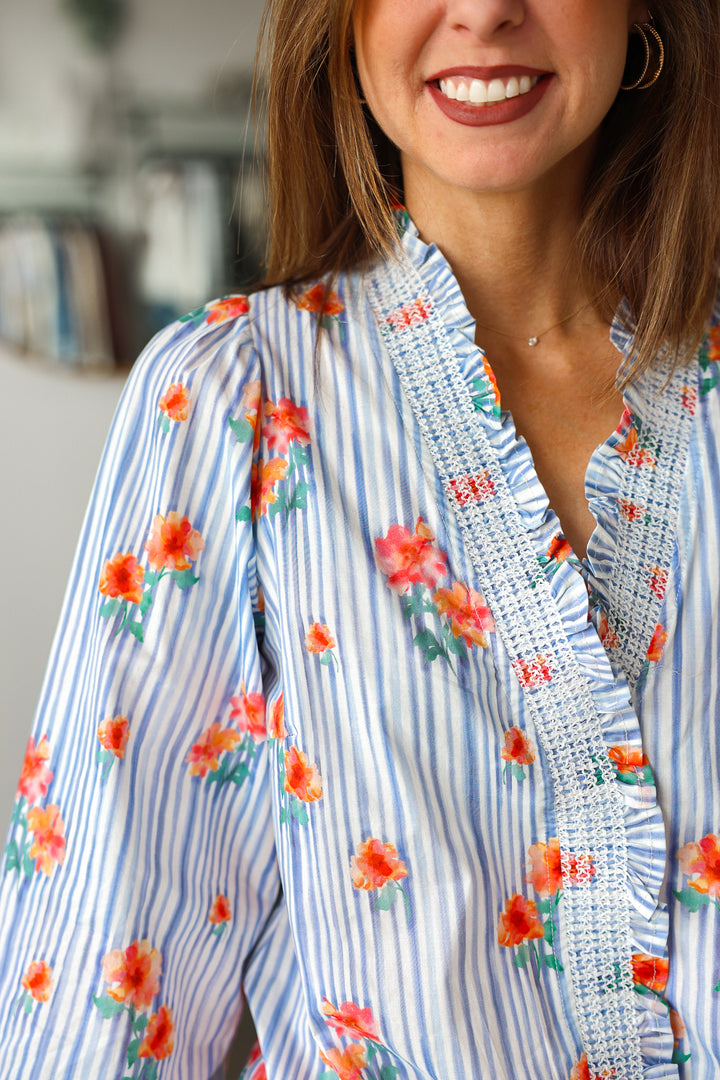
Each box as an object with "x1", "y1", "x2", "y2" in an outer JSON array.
[{"x1": 381, "y1": 218, "x2": 675, "y2": 1076}]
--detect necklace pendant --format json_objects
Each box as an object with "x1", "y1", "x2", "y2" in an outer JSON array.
[{"x1": 527, "y1": 336, "x2": 539, "y2": 347}]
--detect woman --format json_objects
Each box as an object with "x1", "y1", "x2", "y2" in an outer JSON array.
[{"x1": 0, "y1": 1, "x2": 719, "y2": 1077}]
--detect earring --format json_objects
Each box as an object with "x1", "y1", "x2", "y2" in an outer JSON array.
[{"x1": 621, "y1": 17, "x2": 665, "y2": 90}]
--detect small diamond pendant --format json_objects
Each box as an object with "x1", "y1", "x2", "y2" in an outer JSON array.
[{"x1": 527, "y1": 336, "x2": 539, "y2": 347}]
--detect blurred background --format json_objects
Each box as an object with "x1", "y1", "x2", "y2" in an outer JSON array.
[{"x1": 0, "y1": 0, "x2": 267, "y2": 1071}]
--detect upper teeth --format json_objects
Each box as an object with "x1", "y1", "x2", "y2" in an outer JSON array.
[{"x1": 439, "y1": 75, "x2": 538, "y2": 105}]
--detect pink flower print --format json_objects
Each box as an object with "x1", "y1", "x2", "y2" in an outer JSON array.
[
  {"x1": 263, "y1": 398, "x2": 312, "y2": 454},
  {"x1": 677, "y1": 833, "x2": 720, "y2": 898},
  {"x1": 206, "y1": 295, "x2": 249, "y2": 324},
  {"x1": 386, "y1": 297, "x2": 432, "y2": 331},
  {"x1": 321, "y1": 998, "x2": 380, "y2": 1043},
  {"x1": 433, "y1": 581, "x2": 495, "y2": 648},
  {"x1": 230, "y1": 684, "x2": 266, "y2": 743},
  {"x1": 269, "y1": 693, "x2": 286, "y2": 740},
  {"x1": 646, "y1": 623, "x2": 668, "y2": 662},
  {"x1": 101, "y1": 939, "x2": 162, "y2": 1010},
  {"x1": 512, "y1": 654, "x2": 552, "y2": 688},
  {"x1": 375, "y1": 517, "x2": 448, "y2": 594},
  {"x1": 242, "y1": 379, "x2": 262, "y2": 418},
  {"x1": 17, "y1": 736, "x2": 53, "y2": 805},
  {"x1": 320, "y1": 1044, "x2": 367, "y2": 1080},
  {"x1": 447, "y1": 470, "x2": 495, "y2": 506},
  {"x1": 26, "y1": 804, "x2": 66, "y2": 876},
  {"x1": 185, "y1": 722, "x2": 241, "y2": 778}
]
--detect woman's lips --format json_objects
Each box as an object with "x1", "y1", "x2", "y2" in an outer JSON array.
[{"x1": 427, "y1": 71, "x2": 551, "y2": 127}]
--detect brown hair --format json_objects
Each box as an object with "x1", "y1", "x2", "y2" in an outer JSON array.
[{"x1": 256, "y1": 0, "x2": 720, "y2": 382}]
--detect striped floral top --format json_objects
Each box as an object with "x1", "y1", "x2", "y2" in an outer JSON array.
[{"x1": 0, "y1": 212, "x2": 719, "y2": 1080}]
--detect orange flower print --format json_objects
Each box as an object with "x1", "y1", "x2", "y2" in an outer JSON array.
[
  {"x1": 615, "y1": 408, "x2": 656, "y2": 468},
  {"x1": 296, "y1": 283, "x2": 344, "y2": 318},
  {"x1": 145, "y1": 511, "x2": 204, "y2": 572},
  {"x1": 375, "y1": 517, "x2": 448, "y2": 595},
  {"x1": 568, "y1": 1053, "x2": 612, "y2": 1080},
  {"x1": 21, "y1": 960, "x2": 53, "y2": 1003},
  {"x1": 321, "y1": 998, "x2": 380, "y2": 1043},
  {"x1": 283, "y1": 746, "x2": 322, "y2": 802},
  {"x1": 185, "y1": 722, "x2": 241, "y2": 778},
  {"x1": 206, "y1": 295, "x2": 249, "y2": 324},
  {"x1": 708, "y1": 324, "x2": 720, "y2": 363},
  {"x1": 138, "y1": 1003, "x2": 174, "y2": 1060},
  {"x1": 101, "y1": 939, "x2": 162, "y2": 1010},
  {"x1": 158, "y1": 382, "x2": 189, "y2": 423},
  {"x1": 501, "y1": 727, "x2": 535, "y2": 783},
  {"x1": 209, "y1": 894, "x2": 232, "y2": 925},
  {"x1": 433, "y1": 581, "x2": 495, "y2": 648},
  {"x1": 646, "y1": 623, "x2": 668, "y2": 662},
  {"x1": 230, "y1": 683, "x2": 267, "y2": 743},
  {"x1": 631, "y1": 953, "x2": 669, "y2": 994},
  {"x1": 251, "y1": 457, "x2": 288, "y2": 519},
  {"x1": 677, "y1": 833, "x2": 720, "y2": 898},
  {"x1": 351, "y1": 838, "x2": 408, "y2": 890},
  {"x1": 497, "y1": 894, "x2": 545, "y2": 948},
  {"x1": 608, "y1": 744, "x2": 654, "y2": 787},
  {"x1": 618, "y1": 498, "x2": 649, "y2": 524},
  {"x1": 17, "y1": 735, "x2": 53, "y2": 805},
  {"x1": 97, "y1": 715, "x2": 130, "y2": 760},
  {"x1": 386, "y1": 297, "x2": 432, "y2": 331},
  {"x1": 263, "y1": 398, "x2": 312, "y2": 455},
  {"x1": 512, "y1": 654, "x2": 552, "y2": 688},
  {"x1": 269, "y1": 693, "x2": 286, "y2": 740},
  {"x1": 546, "y1": 534, "x2": 573, "y2": 563},
  {"x1": 596, "y1": 609, "x2": 621, "y2": 650},
  {"x1": 320, "y1": 1043, "x2": 367, "y2": 1080},
  {"x1": 306, "y1": 621, "x2": 336, "y2": 653},
  {"x1": 99, "y1": 552, "x2": 144, "y2": 604},
  {"x1": 305, "y1": 622, "x2": 338, "y2": 667},
  {"x1": 526, "y1": 838, "x2": 595, "y2": 899},
  {"x1": 26, "y1": 804, "x2": 66, "y2": 876}
]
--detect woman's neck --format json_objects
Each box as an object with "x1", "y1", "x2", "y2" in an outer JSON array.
[{"x1": 402, "y1": 156, "x2": 593, "y2": 343}]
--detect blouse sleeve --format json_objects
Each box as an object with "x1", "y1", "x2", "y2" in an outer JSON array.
[{"x1": 0, "y1": 303, "x2": 279, "y2": 1079}]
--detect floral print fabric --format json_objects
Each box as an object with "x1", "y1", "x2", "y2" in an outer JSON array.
[{"x1": 0, "y1": 219, "x2": 718, "y2": 1079}]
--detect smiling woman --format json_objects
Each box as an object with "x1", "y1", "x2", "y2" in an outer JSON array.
[{"x1": 1, "y1": 2, "x2": 720, "y2": 1080}]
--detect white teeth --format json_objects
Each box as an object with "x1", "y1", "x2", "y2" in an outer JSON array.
[
  {"x1": 469, "y1": 79, "x2": 488, "y2": 104},
  {"x1": 487, "y1": 78, "x2": 506, "y2": 102},
  {"x1": 438, "y1": 74, "x2": 539, "y2": 106}
]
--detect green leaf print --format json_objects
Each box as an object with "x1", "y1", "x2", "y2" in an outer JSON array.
[
  {"x1": 92, "y1": 993, "x2": 127, "y2": 1018},
  {"x1": 673, "y1": 887, "x2": 711, "y2": 912},
  {"x1": 228, "y1": 415, "x2": 255, "y2": 443}
]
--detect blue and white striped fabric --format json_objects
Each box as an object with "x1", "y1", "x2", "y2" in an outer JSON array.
[{"x1": 0, "y1": 215, "x2": 718, "y2": 1080}]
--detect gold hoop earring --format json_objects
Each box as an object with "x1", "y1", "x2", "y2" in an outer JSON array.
[{"x1": 621, "y1": 19, "x2": 665, "y2": 91}]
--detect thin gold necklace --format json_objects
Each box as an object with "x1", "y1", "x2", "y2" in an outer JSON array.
[{"x1": 474, "y1": 298, "x2": 593, "y2": 348}]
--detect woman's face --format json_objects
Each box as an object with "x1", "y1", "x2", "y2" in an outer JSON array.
[{"x1": 352, "y1": 0, "x2": 646, "y2": 201}]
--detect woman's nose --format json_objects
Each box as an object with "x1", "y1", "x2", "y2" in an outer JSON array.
[{"x1": 444, "y1": 0, "x2": 526, "y2": 39}]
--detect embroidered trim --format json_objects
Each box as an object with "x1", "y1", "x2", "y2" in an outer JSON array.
[{"x1": 370, "y1": 255, "x2": 643, "y2": 1080}]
